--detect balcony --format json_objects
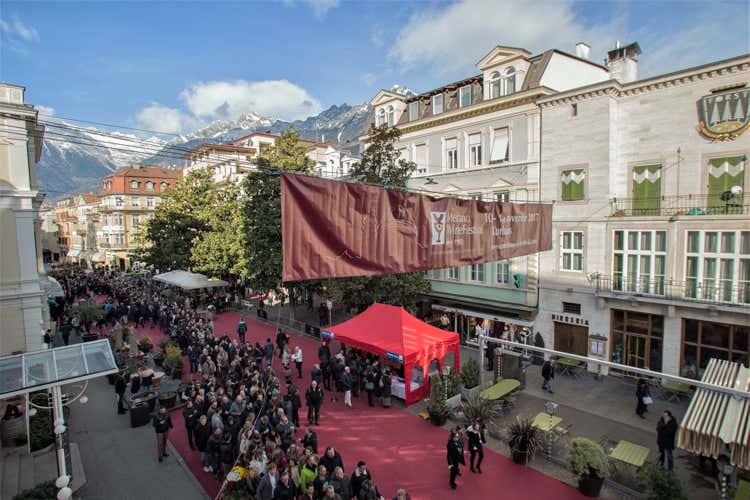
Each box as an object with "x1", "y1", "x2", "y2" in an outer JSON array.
[
  {"x1": 610, "y1": 194, "x2": 748, "y2": 217},
  {"x1": 591, "y1": 274, "x2": 750, "y2": 310}
]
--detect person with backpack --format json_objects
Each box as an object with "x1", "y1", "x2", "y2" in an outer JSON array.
[{"x1": 236, "y1": 317, "x2": 247, "y2": 344}]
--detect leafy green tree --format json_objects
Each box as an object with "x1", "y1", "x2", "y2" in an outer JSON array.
[
  {"x1": 326, "y1": 122, "x2": 430, "y2": 312},
  {"x1": 140, "y1": 168, "x2": 216, "y2": 272},
  {"x1": 240, "y1": 126, "x2": 314, "y2": 293}
]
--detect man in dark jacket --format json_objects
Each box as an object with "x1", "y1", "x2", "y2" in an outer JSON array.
[
  {"x1": 446, "y1": 431, "x2": 465, "y2": 489},
  {"x1": 306, "y1": 380, "x2": 324, "y2": 425},
  {"x1": 194, "y1": 415, "x2": 212, "y2": 472},
  {"x1": 206, "y1": 427, "x2": 223, "y2": 478},
  {"x1": 341, "y1": 366, "x2": 353, "y2": 408},
  {"x1": 319, "y1": 446, "x2": 344, "y2": 480},
  {"x1": 153, "y1": 406, "x2": 173, "y2": 462},
  {"x1": 541, "y1": 357, "x2": 556, "y2": 393},
  {"x1": 657, "y1": 410, "x2": 678, "y2": 471},
  {"x1": 182, "y1": 400, "x2": 199, "y2": 450},
  {"x1": 318, "y1": 342, "x2": 331, "y2": 389},
  {"x1": 236, "y1": 317, "x2": 247, "y2": 344},
  {"x1": 264, "y1": 338, "x2": 275, "y2": 366},
  {"x1": 301, "y1": 426, "x2": 318, "y2": 455},
  {"x1": 350, "y1": 460, "x2": 372, "y2": 497},
  {"x1": 115, "y1": 371, "x2": 127, "y2": 414},
  {"x1": 466, "y1": 422, "x2": 485, "y2": 473}
]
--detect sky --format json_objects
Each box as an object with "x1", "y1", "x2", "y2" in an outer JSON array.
[{"x1": 2, "y1": 0, "x2": 749, "y2": 136}]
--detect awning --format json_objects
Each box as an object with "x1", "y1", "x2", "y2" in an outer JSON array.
[
  {"x1": 431, "y1": 303, "x2": 535, "y2": 328},
  {"x1": 91, "y1": 252, "x2": 106, "y2": 262},
  {"x1": 40, "y1": 275, "x2": 64, "y2": 299},
  {"x1": 153, "y1": 270, "x2": 228, "y2": 290},
  {"x1": 678, "y1": 358, "x2": 750, "y2": 469},
  {"x1": 66, "y1": 249, "x2": 81, "y2": 258}
]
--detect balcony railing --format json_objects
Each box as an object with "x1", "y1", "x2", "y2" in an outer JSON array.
[
  {"x1": 611, "y1": 194, "x2": 749, "y2": 217},
  {"x1": 591, "y1": 274, "x2": 750, "y2": 309}
]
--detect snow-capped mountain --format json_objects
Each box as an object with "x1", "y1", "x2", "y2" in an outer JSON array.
[{"x1": 36, "y1": 102, "x2": 374, "y2": 199}]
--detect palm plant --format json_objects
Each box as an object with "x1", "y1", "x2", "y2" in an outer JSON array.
[
  {"x1": 507, "y1": 417, "x2": 543, "y2": 465},
  {"x1": 462, "y1": 394, "x2": 501, "y2": 428},
  {"x1": 71, "y1": 299, "x2": 104, "y2": 329}
]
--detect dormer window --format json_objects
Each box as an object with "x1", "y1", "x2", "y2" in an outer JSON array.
[
  {"x1": 129, "y1": 180, "x2": 140, "y2": 190},
  {"x1": 459, "y1": 85, "x2": 472, "y2": 107},
  {"x1": 489, "y1": 71, "x2": 501, "y2": 99},
  {"x1": 408, "y1": 101, "x2": 419, "y2": 121},
  {"x1": 145, "y1": 181, "x2": 155, "y2": 191},
  {"x1": 376, "y1": 108, "x2": 386, "y2": 126},
  {"x1": 503, "y1": 67, "x2": 516, "y2": 95},
  {"x1": 433, "y1": 94, "x2": 444, "y2": 114},
  {"x1": 386, "y1": 105, "x2": 395, "y2": 126}
]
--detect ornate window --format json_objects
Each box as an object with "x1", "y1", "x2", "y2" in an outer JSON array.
[
  {"x1": 488, "y1": 71, "x2": 501, "y2": 99},
  {"x1": 503, "y1": 67, "x2": 516, "y2": 95},
  {"x1": 129, "y1": 180, "x2": 139, "y2": 190},
  {"x1": 386, "y1": 105, "x2": 395, "y2": 126},
  {"x1": 376, "y1": 108, "x2": 386, "y2": 126}
]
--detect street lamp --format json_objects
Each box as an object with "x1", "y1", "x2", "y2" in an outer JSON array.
[{"x1": 545, "y1": 401, "x2": 558, "y2": 461}]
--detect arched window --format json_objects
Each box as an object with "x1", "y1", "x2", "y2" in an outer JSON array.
[
  {"x1": 387, "y1": 105, "x2": 395, "y2": 126},
  {"x1": 503, "y1": 67, "x2": 516, "y2": 95},
  {"x1": 489, "y1": 71, "x2": 501, "y2": 99},
  {"x1": 376, "y1": 108, "x2": 386, "y2": 126},
  {"x1": 129, "y1": 180, "x2": 139, "y2": 190},
  {"x1": 160, "y1": 182, "x2": 168, "y2": 191},
  {"x1": 145, "y1": 181, "x2": 154, "y2": 191}
]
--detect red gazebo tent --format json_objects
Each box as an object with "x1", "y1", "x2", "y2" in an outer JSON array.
[{"x1": 325, "y1": 303, "x2": 461, "y2": 406}]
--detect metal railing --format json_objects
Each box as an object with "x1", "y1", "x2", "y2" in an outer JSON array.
[
  {"x1": 591, "y1": 274, "x2": 750, "y2": 308},
  {"x1": 611, "y1": 194, "x2": 749, "y2": 217}
]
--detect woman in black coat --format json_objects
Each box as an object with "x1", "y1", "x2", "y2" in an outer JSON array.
[
  {"x1": 446, "y1": 431, "x2": 465, "y2": 490},
  {"x1": 636, "y1": 377, "x2": 650, "y2": 419}
]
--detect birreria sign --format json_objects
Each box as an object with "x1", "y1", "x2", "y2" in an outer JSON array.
[{"x1": 281, "y1": 173, "x2": 552, "y2": 282}]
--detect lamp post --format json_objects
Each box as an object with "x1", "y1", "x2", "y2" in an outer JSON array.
[{"x1": 545, "y1": 401, "x2": 558, "y2": 461}]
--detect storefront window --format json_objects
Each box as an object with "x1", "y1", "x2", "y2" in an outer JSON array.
[
  {"x1": 682, "y1": 319, "x2": 749, "y2": 378},
  {"x1": 610, "y1": 309, "x2": 663, "y2": 372}
]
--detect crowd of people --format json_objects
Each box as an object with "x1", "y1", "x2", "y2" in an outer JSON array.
[{"x1": 54, "y1": 267, "x2": 412, "y2": 500}]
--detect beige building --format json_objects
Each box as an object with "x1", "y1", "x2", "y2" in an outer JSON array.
[
  {"x1": 0, "y1": 82, "x2": 48, "y2": 355},
  {"x1": 97, "y1": 165, "x2": 181, "y2": 269}
]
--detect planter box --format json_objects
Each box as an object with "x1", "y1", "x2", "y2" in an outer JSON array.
[
  {"x1": 446, "y1": 394, "x2": 462, "y2": 411},
  {"x1": 578, "y1": 474, "x2": 605, "y2": 497}
]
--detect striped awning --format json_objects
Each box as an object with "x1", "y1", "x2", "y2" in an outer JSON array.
[
  {"x1": 91, "y1": 252, "x2": 106, "y2": 262},
  {"x1": 678, "y1": 358, "x2": 750, "y2": 470},
  {"x1": 66, "y1": 249, "x2": 81, "y2": 258}
]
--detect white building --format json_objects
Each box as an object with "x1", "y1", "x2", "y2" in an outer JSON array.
[
  {"x1": 364, "y1": 43, "x2": 610, "y2": 342},
  {"x1": 536, "y1": 46, "x2": 750, "y2": 379},
  {"x1": 307, "y1": 142, "x2": 361, "y2": 178},
  {"x1": 0, "y1": 82, "x2": 48, "y2": 355}
]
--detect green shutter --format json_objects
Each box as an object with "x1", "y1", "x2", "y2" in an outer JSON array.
[
  {"x1": 561, "y1": 169, "x2": 585, "y2": 201},
  {"x1": 632, "y1": 165, "x2": 661, "y2": 216},
  {"x1": 708, "y1": 156, "x2": 745, "y2": 213}
]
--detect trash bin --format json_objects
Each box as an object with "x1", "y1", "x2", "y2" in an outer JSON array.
[
  {"x1": 129, "y1": 401, "x2": 151, "y2": 428},
  {"x1": 158, "y1": 391, "x2": 177, "y2": 410}
]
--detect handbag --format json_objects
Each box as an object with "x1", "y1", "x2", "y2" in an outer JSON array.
[
  {"x1": 643, "y1": 396, "x2": 653, "y2": 405},
  {"x1": 365, "y1": 382, "x2": 374, "y2": 391}
]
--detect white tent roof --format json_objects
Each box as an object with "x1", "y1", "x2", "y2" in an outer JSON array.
[
  {"x1": 41, "y1": 275, "x2": 64, "y2": 298},
  {"x1": 153, "y1": 270, "x2": 228, "y2": 290},
  {"x1": 678, "y1": 358, "x2": 750, "y2": 470}
]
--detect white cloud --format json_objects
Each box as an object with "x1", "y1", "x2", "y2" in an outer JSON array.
[
  {"x1": 34, "y1": 105, "x2": 55, "y2": 118},
  {"x1": 391, "y1": 0, "x2": 618, "y2": 74},
  {"x1": 0, "y1": 15, "x2": 39, "y2": 42},
  {"x1": 362, "y1": 73, "x2": 377, "y2": 87},
  {"x1": 281, "y1": 0, "x2": 340, "y2": 18},
  {"x1": 179, "y1": 80, "x2": 322, "y2": 122},
  {"x1": 135, "y1": 102, "x2": 201, "y2": 134}
]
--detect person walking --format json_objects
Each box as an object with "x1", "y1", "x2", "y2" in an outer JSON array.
[
  {"x1": 236, "y1": 317, "x2": 247, "y2": 344},
  {"x1": 636, "y1": 377, "x2": 651, "y2": 419},
  {"x1": 153, "y1": 406, "x2": 173, "y2": 462},
  {"x1": 364, "y1": 367, "x2": 376, "y2": 407},
  {"x1": 264, "y1": 338, "x2": 275, "y2": 367},
  {"x1": 541, "y1": 357, "x2": 556, "y2": 394},
  {"x1": 341, "y1": 366, "x2": 353, "y2": 408},
  {"x1": 115, "y1": 370, "x2": 127, "y2": 414},
  {"x1": 305, "y1": 380, "x2": 324, "y2": 426},
  {"x1": 292, "y1": 346, "x2": 304, "y2": 378},
  {"x1": 657, "y1": 410, "x2": 678, "y2": 471},
  {"x1": 207, "y1": 427, "x2": 223, "y2": 477},
  {"x1": 350, "y1": 461, "x2": 372, "y2": 497},
  {"x1": 194, "y1": 415, "x2": 212, "y2": 472},
  {"x1": 257, "y1": 462, "x2": 278, "y2": 500},
  {"x1": 182, "y1": 400, "x2": 199, "y2": 450},
  {"x1": 446, "y1": 431, "x2": 465, "y2": 490},
  {"x1": 466, "y1": 422, "x2": 485, "y2": 473}
]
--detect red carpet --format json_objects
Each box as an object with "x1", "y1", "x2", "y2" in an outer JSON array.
[{"x1": 133, "y1": 310, "x2": 583, "y2": 499}]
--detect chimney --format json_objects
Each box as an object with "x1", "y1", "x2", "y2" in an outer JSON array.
[
  {"x1": 575, "y1": 42, "x2": 590, "y2": 59},
  {"x1": 607, "y1": 41, "x2": 642, "y2": 84}
]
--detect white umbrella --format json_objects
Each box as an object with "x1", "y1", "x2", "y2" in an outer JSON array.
[{"x1": 153, "y1": 270, "x2": 228, "y2": 290}]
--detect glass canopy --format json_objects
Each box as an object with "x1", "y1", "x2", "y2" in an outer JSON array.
[{"x1": 0, "y1": 339, "x2": 118, "y2": 399}]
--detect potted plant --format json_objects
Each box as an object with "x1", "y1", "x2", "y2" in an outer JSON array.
[
  {"x1": 137, "y1": 336, "x2": 153, "y2": 354},
  {"x1": 153, "y1": 350, "x2": 165, "y2": 367},
  {"x1": 461, "y1": 394, "x2": 501, "y2": 429},
  {"x1": 507, "y1": 417, "x2": 543, "y2": 465},
  {"x1": 158, "y1": 391, "x2": 177, "y2": 409},
  {"x1": 164, "y1": 344, "x2": 184, "y2": 380},
  {"x1": 71, "y1": 299, "x2": 104, "y2": 331},
  {"x1": 461, "y1": 359, "x2": 480, "y2": 396},
  {"x1": 444, "y1": 371, "x2": 462, "y2": 410},
  {"x1": 639, "y1": 463, "x2": 688, "y2": 500},
  {"x1": 567, "y1": 437, "x2": 610, "y2": 497},
  {"x1": 427, "y1": 376, "x2": 449, "y2": 426}
]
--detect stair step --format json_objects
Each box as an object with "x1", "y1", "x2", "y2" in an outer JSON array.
[
  {"x1": 1, "y1": 451, "x2": 20, "y2": 500},
  {"x1": 19, "y1": 452, "x2": 35, "y2": 492}
]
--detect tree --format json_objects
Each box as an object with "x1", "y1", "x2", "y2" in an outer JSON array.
[
  {"x1": 140, "y1": 168, "x2": 217, "y2": 272},
  {"x1": 240, "y1": 126, "x2": 314, "y2": 293},
  {"x1": 349, "y1": 123, "x2": 416, "y2": 187},
  {"x1": 326, "y1": 122, "x2": 430, "y2": 312}
]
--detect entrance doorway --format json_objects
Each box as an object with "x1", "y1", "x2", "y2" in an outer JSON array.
[
  {"x1": 553, "y1": 322, "x2": 588, "y2": 356},
  {"x1": 610, "y1": 309, "x2": 663, "y2": 373}
]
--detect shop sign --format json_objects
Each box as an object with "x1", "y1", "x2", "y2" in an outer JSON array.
[
  {"x1": 697, "y1": 86, "x2": 750, "y2": 141},
  {"x1": 552, "y1": 313, "x2": 589, "y2": 326}
]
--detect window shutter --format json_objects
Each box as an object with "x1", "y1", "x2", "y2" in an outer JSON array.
[
  {"x1": 708, "y1": 156, "x2": 745, "y2": 212},
  {"x1": 632, "y1": 165, "x2": 661, "y2": 215},
  {"x1": 561, "y1": 169, "x2": 585, "y2": 201},
  {"x1": 490, "y1": 128, "x2": 509, "y2": 163}
]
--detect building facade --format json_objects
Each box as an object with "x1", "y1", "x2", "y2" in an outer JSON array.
[
  {"x1": 365, "y1": 44, "x2": 610, "y2": 343},
  {"x1": 0, "y1": 82, "x2": 47, "y2": 355},
  {"x1": 97, "y1": 165, "x2": 181, "y2": 269},
  {"x1": 39, "y1": 205, "x2": 62, "y2": 265},
  {"x1": 536, "y1": 50, "x2": 750, "y2": 378},
  {"x1": 70, "y1": 193, "x2": 101, "y2": 265},
  {"x1": 54, "y1": 196, "x2": 75, "y2": 258}
]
